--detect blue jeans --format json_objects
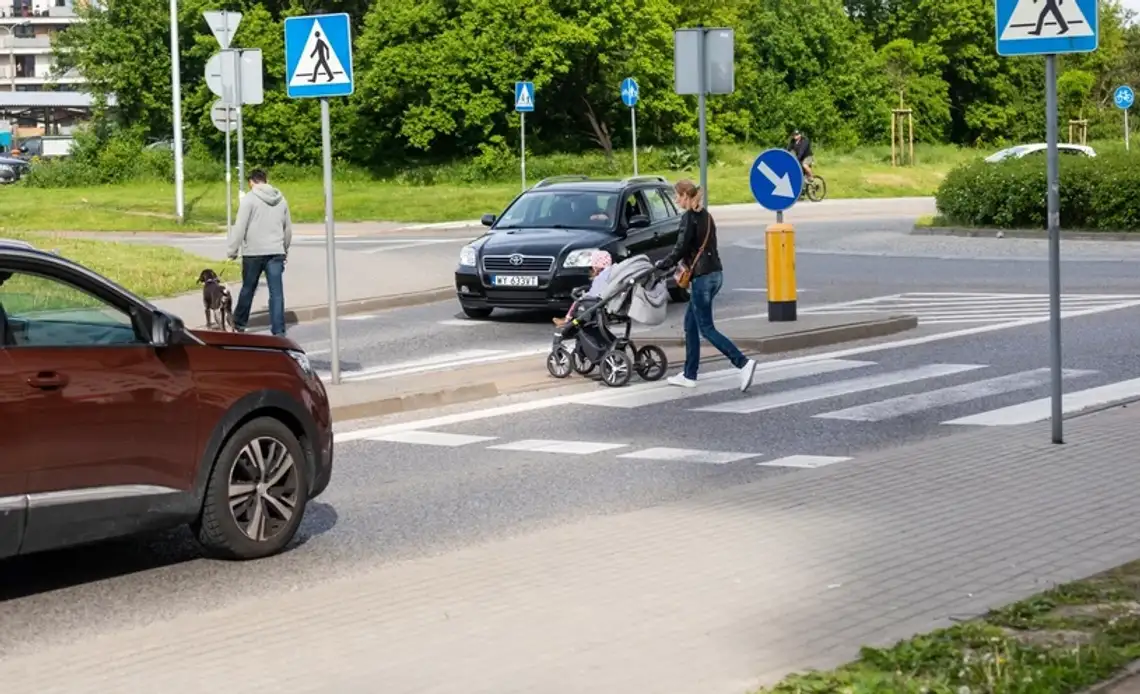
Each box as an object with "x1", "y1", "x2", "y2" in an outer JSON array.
[
  {"x1": 683, "y1": 271, "x2": 747, "y2": 379},
  {"x1": 233, "y1": 254, "x2": 286, "y2": 336}
]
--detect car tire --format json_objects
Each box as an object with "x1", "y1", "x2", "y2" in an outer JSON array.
[
  {"x1": 668, "y1": 286, "x2": 690, "y2": 303},
  {"x1": 194, "y1": 417, "x2": 310, "y2": 561},
  {"x1": 462, "y1": 305, "x2": 493, "y2": 319}
]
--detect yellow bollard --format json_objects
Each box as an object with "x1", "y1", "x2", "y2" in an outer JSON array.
[{"x1": 765, "y1": 223, "x2": 797, "y2": 321}]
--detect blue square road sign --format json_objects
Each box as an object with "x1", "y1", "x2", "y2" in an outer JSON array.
[
  {"x1": 995, "y1": 0, "x2": 1098, "y2": 56},
  {"x1": 514, "y1": 81, "x2": 535, "y2": 112},
  {"x1": 285, "y1": 13, "x2": 354, "y2": 99}
]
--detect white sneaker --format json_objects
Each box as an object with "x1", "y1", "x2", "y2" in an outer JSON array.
[
  {"x1": 739, "y1": 359, "x2": 757, "y2": 392},
  {"x1": 667, "y1": 373, "x2": 696, "y2": 388}
]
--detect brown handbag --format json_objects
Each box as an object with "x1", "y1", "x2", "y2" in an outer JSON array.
[{"x1": 674, "y1": 214, "x2": 712, "y2": 290}]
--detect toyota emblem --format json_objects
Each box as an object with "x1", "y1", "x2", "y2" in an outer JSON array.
[{"x1": 509, "y1": 254, "x2": 524, "y2": 266}]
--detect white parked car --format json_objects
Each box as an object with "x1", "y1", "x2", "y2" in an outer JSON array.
[{"x1": 984, "y1": 143, "x2": 1096, "y2": 163}]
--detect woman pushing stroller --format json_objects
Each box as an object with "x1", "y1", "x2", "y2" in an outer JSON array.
[{"x1": 553, "y1": 249, "x2": 614, "y2": 328}]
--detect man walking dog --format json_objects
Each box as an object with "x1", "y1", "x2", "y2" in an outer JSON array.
[{"x1": 227, "y1": 168, "x2": 293, "y2": 336}]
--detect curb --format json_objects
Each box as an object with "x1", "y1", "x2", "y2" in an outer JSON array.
[
  {"x1": 1077, "y1": 660, "x2": 1140, "y2": 693},
  {"x1": 243, "y1": 286, "x2": 452, "y2": 329},
  {"x1": 329, "y1": 315, "x2": 919, "y2": 423},
  {"x1": 911, "y1": 225, "x2": 1140, "y2": 242}
]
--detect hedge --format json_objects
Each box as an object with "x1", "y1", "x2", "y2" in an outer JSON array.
[{"x1": 935, "y1": 150, "x2": 1140, "y2": 231}]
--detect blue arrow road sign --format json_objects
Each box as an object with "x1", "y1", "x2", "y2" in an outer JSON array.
[
  {"x1": 1115, "y1": 85, "x2": 1135, "y2": 110},
  {"x1": 621, "y1": 78, "x2": 639, "y2": 108},
  {"x1": 284, "y1": 13, "x2": 354, "y2": 98},
  {"x1": 995, "y1": 0, "x2": 1098, "y2": 56},
  {"x1": 749, "y1": 148, "x2": 803, "y2": 213},
  {"x1": 515, "y1": 81, "x2": 535, "y2": 112}
]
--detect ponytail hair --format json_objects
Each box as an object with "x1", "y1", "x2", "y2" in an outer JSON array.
[{"x1": 674, "y1": 178, "x2": 704, "y2": 211}]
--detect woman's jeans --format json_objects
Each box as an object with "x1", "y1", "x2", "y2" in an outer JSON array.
[{"x1": 683, "y1": 271, "x2": 747, "y2": 379}]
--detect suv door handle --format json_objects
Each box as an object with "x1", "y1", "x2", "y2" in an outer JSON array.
[{"x1": 27, "y1": 371, "x2": 68, "y2": 391}]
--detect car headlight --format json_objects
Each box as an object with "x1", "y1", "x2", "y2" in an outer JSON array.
[
  {"x1": 459, "y1": 245, "x2": 477, "y2": 267},
  {"x1": 563, "y1": 248, "x2": 599, "y2": 268},
  {"x1": 287, "y1": 350, "x2": 315, "y2": 377}
]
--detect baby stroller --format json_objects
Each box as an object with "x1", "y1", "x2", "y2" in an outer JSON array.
[{"x1": 546, "y1": 254, "x2": 671, "y2": 387}]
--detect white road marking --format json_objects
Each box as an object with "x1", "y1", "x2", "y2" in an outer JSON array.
[
  {"x1": 617, "y1": 447, "x2": 761, "y2": 464},
  {"x1": 731, "y1": 287, "x2": 812, "y2": 293},
  {"x1": 758, "y1": 455, "x2": 851, "y2": 469},
  {"x1": 796, "y1": 292, "x2": 1140, "y2": 325},
  {"x1": 320, "y1": 347, "x2": 549, "y2": 383},
  {"x1": 695, "y1": 364, "x2": 988, "y2": 415},
  {"x1": 363, "y1": 239, "x2": 462, "y2": 254},
  {"x1": 572, "y1": 359, "x2": 876, "y2": 409},
  {"x1": 815, "y1": 368, "x2": 1098, "y2": 422},
  {"x1": 486, "y1": 439, "x2": 627, "y2": 455},
  {"x1": 342, "y1": 314, "x2": 376, "y2": 322},
  {"x1": 334, "y1": 299, "x2": 1140, "y2": 441},
  {"x1": 437, "y1": 318, "x2": 495, "y2": 327},
  {"x1": 943, "y1": 377, "x2": 1140, "y2": 426},
  {"x1": 364, "y1": 431, "x2": 499, "y2": 446}
]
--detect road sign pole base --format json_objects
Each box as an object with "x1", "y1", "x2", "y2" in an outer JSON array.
[{"x1": 767, "y1": 301, "x2": 797, "y2": 322}]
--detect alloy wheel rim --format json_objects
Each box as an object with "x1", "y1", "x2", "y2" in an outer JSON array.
[{"x1": 228, "y1": 436, "x2": 299, "y2": 543}]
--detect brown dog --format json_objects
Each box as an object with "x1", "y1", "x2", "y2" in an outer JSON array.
[{"x1": 197, "y1": 268, "x2": 234, "y2": 331}]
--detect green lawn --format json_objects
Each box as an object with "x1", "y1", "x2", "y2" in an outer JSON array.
[{"x1": 0, "y1": 143, "x2": 981, "y2": 233}]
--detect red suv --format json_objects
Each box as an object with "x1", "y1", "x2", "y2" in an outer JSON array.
[{"x1": 0, "y1": 240, "x2": 333, "y2": 561}]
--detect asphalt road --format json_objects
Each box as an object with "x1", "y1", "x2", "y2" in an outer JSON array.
[{"x1": 6, "y1": 305, "x2": 1140, "y2": 658}]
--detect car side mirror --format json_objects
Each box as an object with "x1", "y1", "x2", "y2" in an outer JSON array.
[
  {"x1": 481, "y1": 213, "x2": 496, "y2": 227},
  {"x1": 150, "y1": 311, "x2": 184, "y2": 347},
  {"x1": 628, "y1": 214, "x2": 650, "y2": 229}
]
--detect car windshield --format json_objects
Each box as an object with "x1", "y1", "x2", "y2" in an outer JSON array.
[{"x1": 494, "y1": 190, "x2": 621, "y2": 231}]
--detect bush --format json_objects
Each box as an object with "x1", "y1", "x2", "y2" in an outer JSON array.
[{"x1": 935, "y1": 151, "x2": 1140, "y2": 231}]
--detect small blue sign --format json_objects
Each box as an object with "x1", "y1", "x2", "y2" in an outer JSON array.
[
  {"x1": 749, "y1": 148, "x2": 803, "y2": 213},
  {"x1": 995, "y1": 0, "x2": 1098, "y2": 56},
  {"x1": 284, "y1": 13, "x2": 354, "y2": 98},
  {"x1": 514, "y1": 81, "x2": 535, "y2": 112},
  {"x1": 621, "y1": 77, "x2": 639, "y2": 108},
  {"x1": 1115, "y1": 85, "x2": 1134, "y2": 110}
]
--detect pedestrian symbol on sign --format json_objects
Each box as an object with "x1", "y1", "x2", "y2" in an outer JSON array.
[
  {"x1": 999, "y1": 0, "x2": 1093, "y2": 40},
  {"x1": 516, "y1": 83, "x2": 533, "y2": 110},
  {"x1": 289, "y1": 19, "x2": 349, "y2": 87}
]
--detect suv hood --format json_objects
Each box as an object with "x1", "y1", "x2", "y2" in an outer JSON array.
[
  {"x1": 189, "y1": 329, "x2": 303, "y2": 352},
  {"x1": 480, "y1": 227, "x2": 616, "y2": 258}
]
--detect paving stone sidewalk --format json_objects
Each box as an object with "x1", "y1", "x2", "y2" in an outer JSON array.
[{"x1": 3, "y1": 406, "x2": 1140, "y2": 694}]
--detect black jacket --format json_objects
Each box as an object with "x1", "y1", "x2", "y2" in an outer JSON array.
[
  {"x1": 660, "y1": 208, "x2": 722, "y2": 278},
  {"x1": 788, "y1": 135, "x2": 812, "y2": 161}
]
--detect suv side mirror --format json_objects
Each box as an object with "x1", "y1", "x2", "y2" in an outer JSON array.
[
  {"x1": 481, "y1": 213, "x2": 496, "y2": 227},
  {"x1": 150, "y1": 311, "x2": 184, "y2": 347},
  {"x1": 628, "y1": 214, "x2": 651, "y2": 229}
]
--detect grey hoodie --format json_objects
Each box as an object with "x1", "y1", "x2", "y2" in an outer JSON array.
[{"x1": 227, "y1": 183, "x2": 293, "y2": 259}]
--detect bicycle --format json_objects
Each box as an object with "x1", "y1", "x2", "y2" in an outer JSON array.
[{"x1": 799, "y1": 170, "x2": 827, "y2": 202}]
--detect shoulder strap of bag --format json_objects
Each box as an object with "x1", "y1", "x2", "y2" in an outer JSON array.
[{"x1": 690, "y1": 213, "x2": 712, "y2": 265}]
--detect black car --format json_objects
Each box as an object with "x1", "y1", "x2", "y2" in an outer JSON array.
[
  {"x1": 0, "y1": 154, "x2": 30, "y2": 184},
  {"x1": 455, "y1": 175, "x2": 689, "y2": 318}
]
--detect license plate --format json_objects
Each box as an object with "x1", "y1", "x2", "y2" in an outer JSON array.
[{"x1": 492, "y1": 275, "x2": 539, "y2": 287}]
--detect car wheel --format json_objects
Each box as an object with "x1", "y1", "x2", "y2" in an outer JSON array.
[
  {"x1": 195, "y1": 417, "x2": 309, "y2": 560},
  {"x1": 668, "y1": 286, "x2": 690, "y2": 303},
  {"x1": 462, "y1": 305, "x2": 493, "y2": 319}
]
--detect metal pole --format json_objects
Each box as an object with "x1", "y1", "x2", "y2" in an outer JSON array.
[
  {"x1": 697, "y1": 24, "x2": 708, "y2": 201},
  {"x1": 235, "y1": 48, "x2": 245, "y2": 190},
  {"x1": 631, "y1": 107, "x2": 638, "y2": 176},
  {"x1": 1045, "y1": 54, "x2": 1063, "y2": 444},
  {"x1": 320, "y1": 98, "x2": 340, "y2": 384},
  {"x1": 224, "y1": 107, "x2": 232, "y2": 238},
  {"x1": 520, "y1": 112, "x2": 526, "y2": 191},
  {"x1": 169, "y1": 0, "x2": 185, "y2": 222},
  {"x1": 1126, "y1": 109, "x2": 1130, "y2": 152},
  {"x1": 776, "y1": 211, "x2": 783, "y2": 224}
]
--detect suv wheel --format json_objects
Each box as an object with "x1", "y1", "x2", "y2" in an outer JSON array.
[
  {"x1": 462, "y1": 305, "x2": 493, "y2": 319},
  {"x1": 195, "y1": 417, "x2": 310, "y2": 560}
]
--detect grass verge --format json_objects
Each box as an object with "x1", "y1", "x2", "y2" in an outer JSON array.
[
  {"x1": 758, "y1": 560, "x2": 1140, "y2": 693},
  {"x1": 0, "y1": 143, "x2": 978, "y2": 232},
  {"x1": 2, "y1": 231, "x2": 238, "y2": 300}
]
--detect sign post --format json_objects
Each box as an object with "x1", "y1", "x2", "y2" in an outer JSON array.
[
  {"x1": 514, "y1": 81, "x2": 534, "y2": 190},
  {"x1": 996, "y1": 0, "x2": 1098, "y2": 444},
  {"x1": 1114, "y1": 85, "x2": 1134, "y2": 151},
  {"x1": 674, "y1": 27, "x2": 734, "y2": 203},
  {"x1": 210, "y1": 101, "x2": 238, "y2": 236},
  {"x1": 749, "y1": 148, "x2": 803, "y2": 323},
  {"x1": 169, "y1": 0, "x2": 184, "y2": 222},
  {"x1": 621, "y1": 77, "x2": 640, "y2": 176},
  {"x1": 284, "y1": 12, "x2": 354, "y2": 384}
]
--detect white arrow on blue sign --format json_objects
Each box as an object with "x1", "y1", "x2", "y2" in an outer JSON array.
[
  {"x1": 515, "y1": 81, "x2": 535, "y2": 112},
  {"x1": 749, "y1": 148, "x2": 803, "y2": 213},
  {"x1": 621, "y1": 78, "x2": 639, "y2": 108},
  {"x1": 1115, "y1": 85, "x2": 1135, "y2": 110},
  {"x1": 994, "y1": 0, "x2": 1098, "y2": 56}
]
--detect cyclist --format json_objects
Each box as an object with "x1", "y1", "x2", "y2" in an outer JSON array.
[{"x1": 787, "y1": 129, "x2": 814, "y2": 180}]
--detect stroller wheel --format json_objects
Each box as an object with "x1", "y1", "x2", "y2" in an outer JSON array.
[
  {"x1": 546, "y1": 348, "x2": 572, "y2": 378},
  {"x1": 599, "y1": 349, "x2": 632, "y2": 388},
  {"x1": 635, "y1": 345, "x2": 668, "y2": 381},
  {"x1": 571, "y1": 347, "x2": 595, "y2": 375}
]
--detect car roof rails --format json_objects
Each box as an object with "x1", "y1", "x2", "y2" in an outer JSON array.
[
  {"x1": 621, "y1": 175, "x2": 668, "y2": 185},
  {"x1": 532, "y1": 174, "x2": 591, "y2": 188}
]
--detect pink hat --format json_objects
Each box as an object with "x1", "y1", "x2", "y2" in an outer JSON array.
[{"x1": 590, "y1": 250, "x2": 613, "y2": 270}]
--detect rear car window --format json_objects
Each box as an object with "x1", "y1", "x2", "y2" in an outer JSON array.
[{"x1": 496, "y1": 190, "x2": 621, "y2": 230}]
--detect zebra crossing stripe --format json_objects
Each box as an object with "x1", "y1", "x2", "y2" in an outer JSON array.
[
  {"x1": 943, "y1": 377, "x2": 1140, "y2": 427},
  {"x1": 815, "y1": 368, "x2": 1097, "y2": 422},
  {"x1": 694, "y1": 363, "x2": 988, "y2": 415},
  {"x1": 486, "y1": 439, "x2": 627, "y2": 455},
  {"x1": 364, "y1": 431, "x2": 498, "y2": 446},
  {"x1": 757, "y1": 455, "x2": 851, "y2": 468},
  {"x1": 617, "y1": 448, "x2": 762, "y2": 464}
]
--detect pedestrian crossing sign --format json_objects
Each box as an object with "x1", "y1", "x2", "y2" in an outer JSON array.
[
  {"x1": 995, "y1": 0, "x2": 1098, "y2": 56},
  {"x1": 515, "y1": 81, "x2": 535, "y2": 112},
  {"x1": 284, "y1": 13, "x2": 354, "y2": 99}
]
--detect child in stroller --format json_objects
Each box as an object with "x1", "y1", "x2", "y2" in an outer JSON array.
[
  {"x1": 553, "y1": 249, "x2": 613, "y2": 328},
  {"x1": 546, "y1": 253, "x2": 672, "y2": 388}
]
